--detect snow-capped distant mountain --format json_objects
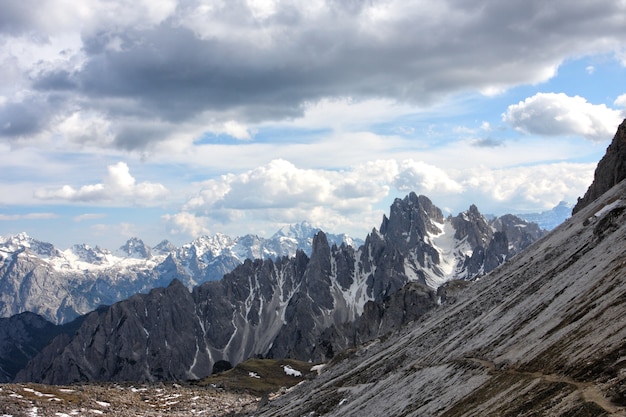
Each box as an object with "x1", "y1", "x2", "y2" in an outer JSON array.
[
  {"x1": 516, "y1": 201, "x2": 572, "y2": 230},
  {"x1": 116, "y1": 237, "x2": 152, "y2": 259},
  {"x1": 0, "y1": 223, "x2": 363, "y2": 324}
]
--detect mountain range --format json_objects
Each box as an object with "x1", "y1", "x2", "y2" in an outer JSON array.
[
  {"x1": 0, "y1": 223, "x2": 361, "y2": 325},
  {"x1": 2, "y1": 194, "x2": 545, "y2": 384}
]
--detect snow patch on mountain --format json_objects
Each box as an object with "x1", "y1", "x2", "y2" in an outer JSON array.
[{"x1": 423, "y1": 219, "x2": 473, "y2": 288}]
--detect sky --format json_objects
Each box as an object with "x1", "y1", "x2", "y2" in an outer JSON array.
[{"x1": 1, "y1": 0, "x2": 626, "y2": 250}]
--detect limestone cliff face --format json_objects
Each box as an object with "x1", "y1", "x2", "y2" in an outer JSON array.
[{"x1": 573, "y1": 118, "x2": 626, "y2": 214}]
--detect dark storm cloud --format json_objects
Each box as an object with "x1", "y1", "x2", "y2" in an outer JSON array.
[
  {"x1": 11, "y1": 0, "x2": 626, "y2": 149},
  {"x1": 0, "y1": 0, "x2": 45, "y2": 36},
  {"x1": 0, "y1": 97, "x2": 57, "y2": 138},
  {"x1": 32, "y1": 70, "x2": 77, "y2": 91},
  {"x1": 76, "y1": 27, "x2": 311, "y2": 121}
]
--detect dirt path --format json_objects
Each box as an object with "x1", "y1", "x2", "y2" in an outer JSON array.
[{"x1": 465, "y1": 357, "x2": 625, "y2": 416}]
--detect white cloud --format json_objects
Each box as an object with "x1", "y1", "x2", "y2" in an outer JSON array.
[
  {"x1": 290, "y1": 98, "x2": 418, "y2": 131},
  {"x1": 165, "y1": 158, "x2": 466, "y2": 239},
  {"x1": 222, "y1": 120, "x2": 252, "y2": 140},
  {"x1": 162, "y1": 212, "x2": 211, "y2": 237},
  {"x1": 462, "y1": 162, "x2": 595, "y2": 211},
  {"x1": 163, "y1": 157, "x2": 596, "y2": 240},
  {"x1": 35, "y1": 162, "x2": 168, "y2": 204},
  {"x1": 615, "y1": 93, "x2": 626, "y2": 108},
  {"x1": 57, "y1": 111, "x2": 114, "y2": 146},
  {"x1": 502, "y1": 92, "x2": 624, "y2": 141},
  {"x1": 394, "y1": 160, "x2": 463, "y2": 194}
]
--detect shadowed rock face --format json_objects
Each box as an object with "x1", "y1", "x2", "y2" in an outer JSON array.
[
  {"x1": 0, "y1": 313, "x2": 57, "y2": 383},
  {"x1": 14, "y1": 193, "x2": 542, "y2": 384},
  {"x1": 0, "y1": 312, "x2": 85, "y2": 383},
  {"x1": 573, "y1": 118, "x2": 626, "y2": 214},
  {"x1": 251, "y1": 170, "x2": 626, "y2": 415}
]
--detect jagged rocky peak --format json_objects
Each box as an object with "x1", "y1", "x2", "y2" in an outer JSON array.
[
  {"x1": 573, "y1": 118, "x2": 626, "y2": 214},
  {"x1": 68, "y1": 243, "x2": 110, "y2": 265},
  {"x1": 272, "y1": 220, "x2": 317, "y2": 239},
  {"x1": 491, "y1": 213, "x2": 545, "y2": 253},
  {"x1": 380, "y1": 193, "x2": 444, "y2": 242},
  {"x1": 0, "y1": 233, "x2": 60, "y2": 258},
  {"x1": 117, "y1": 237, "x2": 152, "y2": 259},
  {"x1": 152, "y1": 239, "x2": 176, "y2": 255},
  {"x1": 451, "y1": 204, "x2": 492, "y2": 248}
]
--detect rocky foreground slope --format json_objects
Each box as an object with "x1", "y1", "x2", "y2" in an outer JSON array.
[{"x1": 250, "y1": 179, "x2": 626, "y2": 416}]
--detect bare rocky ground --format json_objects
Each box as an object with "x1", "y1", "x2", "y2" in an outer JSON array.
[{"x1": 0, "y1": 382, "x2": 258, "y2": 416}]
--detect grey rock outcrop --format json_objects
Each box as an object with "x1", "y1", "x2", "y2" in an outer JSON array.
[{"x1": 573, "y1": 118, "x2": 626, "y2": 214}]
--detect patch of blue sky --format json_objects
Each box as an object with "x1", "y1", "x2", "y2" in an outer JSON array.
[
  {"x1": 251, "y1": 126, "x2": 332, "y2": 144},
  {"x1": 194, "y1": 132, "x2": 236, "y2": 145},
  {"x1": 194, "y1": 126, "x2": 332, "y2": 145},
  {"x1": 546, "y1": 55, "x2": 626, "y2": 104},
  {"x1": 0, "y1": 205, "x2": 171, "y2": 248}
]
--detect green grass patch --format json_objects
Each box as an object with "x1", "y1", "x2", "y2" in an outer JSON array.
[{"x1": 196, "y1": 358, "x2": 318, "y2": 396}]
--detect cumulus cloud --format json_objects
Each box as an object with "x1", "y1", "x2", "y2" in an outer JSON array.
[
  {"x1": 185, "y1": 158, "x2": 462, "y2": 214},
  {"x1": 166, "y1": 158, "x2": 467, "y2": 238},
  {"x1": 221, "y1": 121, "x2": 252, "y2": 140},
  {"x1": 35, "y1": 162, "x2": 168, "y2": 204},
  {"x1": 462, "y1": 163, "x2": 595, "y2": 210},
  {"x1": 1, "y1": 0, "x2": 625, "y2": 150},
  {"x1": 162, "y1": 212, "x2": 211, "y2": 237},
  {"x1": 502, "y1": 92, "x2": 624, "y2": 141},
  {"x1": 162, "y1": 157, "x2": 596, "y2": 239},
  {"x1": 615, "y1": 93, "x2": 626, "y2": 108},
  {"x1": 394, "y1": 160, "x2": 463, "y2": 194}
]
